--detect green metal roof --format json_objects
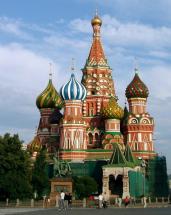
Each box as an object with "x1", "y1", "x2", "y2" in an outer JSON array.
[
  {"x1": 124, "y1": 144, "x2": 135, "y2": 163},
  {"x1": 109, "y1": 143, "x2": 127, "y2": 166}
]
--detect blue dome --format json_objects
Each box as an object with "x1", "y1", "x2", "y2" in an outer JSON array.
[{"x1": 61, "y1": 74, "x2": 87, "y2": 101}]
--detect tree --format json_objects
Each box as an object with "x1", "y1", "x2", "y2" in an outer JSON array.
[
  {"x1": 31, "y1": 148, "x2": 50, "y2": 198},
  {"x1": 73, "y1": 176, "x2": 98, "y2": 199},
  {"x1": 0, "y1": 133, "x2": 32, "y2": 200}
]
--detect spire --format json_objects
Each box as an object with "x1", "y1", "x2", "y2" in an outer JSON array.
[{"x1": 87, "y1": 13, "x2": 108, "y2": 67}]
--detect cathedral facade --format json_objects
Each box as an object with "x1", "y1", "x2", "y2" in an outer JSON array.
[{"x1": 30, "y1": 14, "x2": 156, "y2": 163}]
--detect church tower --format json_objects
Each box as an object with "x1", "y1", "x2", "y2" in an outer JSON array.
[
  {"x1": 82, "y1": 13, "x2": 116, "y2": 148},
  {"x1": 123, "y1": 69, "x2": 156, "y2": 159},
  {"x1": 59, "y1": 73, "x2": 87, "y2": 160},
  {"x1": 36, "y1": 73, "x2": 63, "y2": 152}
]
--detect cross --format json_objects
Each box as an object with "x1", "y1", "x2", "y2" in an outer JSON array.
[
  {"x1": 133, "y1": 57, "x2": 139, "y2": 73},
  {"x1": 71, "y1": 58, "x2": 75, "y2": 72},
  {"x1": 49, "y1": 62, "x2": 52, "y2": 79}
]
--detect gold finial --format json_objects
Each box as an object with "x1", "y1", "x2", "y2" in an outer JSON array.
[
  {"x1": 91, "y1": 9, "x2": 102, "y2": 26},
  {"x1": 71, "y1": 58, "x2": 75, "y2": 72},
  {"x1": 49, "y1": 62, "x2": 52, "y2": 79}
]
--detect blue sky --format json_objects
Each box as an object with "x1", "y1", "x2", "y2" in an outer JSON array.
[{"x1": 0, "y1": 0, "x2": 171, "y2": 172}]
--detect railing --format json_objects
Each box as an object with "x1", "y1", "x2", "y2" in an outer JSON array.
[{"x1": 0, "y1": 197, "x2": 170, "y2": 208}]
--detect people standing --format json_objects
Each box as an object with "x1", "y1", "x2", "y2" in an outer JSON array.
[
  {"x1": 118, "y1": 197, "x2": 122, "y2": 207},
  {"x1": 143, "y1": 196, "x2": 147, "y2": 208},
  {"x1": 103, "y1": 192, "x2": 108, "y2": 209},
  {"x1": 124, "y1": 196, "x2": 130, "y2": 208},
  {"x1": 98, "y1": 193, "x2": 103, "y2": 209},
  {"x1": 64, "y1": 192, "x2": 69, "y2": 209},
  {"x1": 55, "y1": 193, "x2": 59, "y2": 208},
  {"x1": 59, "y1": 190, "x2": 65, "y2": 210},
  {"x1": 68, "y1": 193, "x2": 72, "y2": 209}
]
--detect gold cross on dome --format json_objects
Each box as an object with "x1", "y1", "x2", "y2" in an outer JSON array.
[
  {"x1": 49, "y1": 62, "x2": 52, "y2": 79},
  {"x1": 71, "y1": 58, "x2": 75, "y2": 72}
]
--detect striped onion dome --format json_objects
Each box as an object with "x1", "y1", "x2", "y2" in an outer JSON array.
[
  {"x1": 36, "y1": 79, "x2": 63, "y2": 109},
  {"x1": 126, "y1": 71, "x2": 149, "y2": 99},
  {"x1": 60, "y1": 73, "x2": 87, "y2": 100},
  {"x1": 101, "y1": 97, "x2": 124, "y2": 120}
]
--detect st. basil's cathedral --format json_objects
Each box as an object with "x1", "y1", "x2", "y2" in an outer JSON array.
[{"x1": 29, "y1": 14, "x2": 168, "y2": 199}]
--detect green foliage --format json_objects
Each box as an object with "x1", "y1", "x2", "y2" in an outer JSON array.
[
  {"x1": 31, "y1": 148, "x2": 50, "y2": 198},
  {"x1": 0, "y1": 133, "x2": 32, "y2": 200},
  {"x1": 73, "y1": 176, "x2": 98, "y2": 199}
]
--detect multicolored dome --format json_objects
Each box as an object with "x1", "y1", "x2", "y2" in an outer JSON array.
[
  {"x1": 101, "y1": 97, "x2": 124, "y2": 120},
  {"x1": 60, "y1": 73, "x2": 87, "y2": 101},
  {"x1": 36, "y1": 79, "x2": 63, "y2": 109},
  {"x1": 91, "y1": 15, "x2": 102, "y2": 26},
  {"x1": 125, "y1": 72, "x2": 149, "y2": 99}
]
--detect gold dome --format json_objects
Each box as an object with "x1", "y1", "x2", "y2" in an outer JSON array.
[
  {"x1": 29, "y1": 136, "x2": 42, "y2": 152},
  {"x1": 91, "y1": 15, "x2": 102, "y2": 26},
  {"x1": 101, "y1": 97, "x2": 124, "y2": 120}
]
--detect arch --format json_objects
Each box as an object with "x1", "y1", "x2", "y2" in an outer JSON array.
[
  {"x1": 109, "y1": 174, "x2": 123, "y2": 196},
  {"x1": 144, "y1": 142, "x2": 148, "y2": 151},
  {"x1": 128, "y1": 118, "x2": 138, "y2": 124},
  {"x1": 104, "y1": 143, "x2": 113, "y2": 150},
  {"x1": 95, "y1": 133, "x2": 98, "y2": 141},
  {"x1": 140, "y1": 118, "x2": 151, "y2": 124},
  {"x1": 88, "y1": 133, "x2": 93, "y2": 145},
  {"x1": 105, "y1": 134, "x2": 114, "y2": 139}
]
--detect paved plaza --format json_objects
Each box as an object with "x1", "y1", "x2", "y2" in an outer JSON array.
[{"x1": 1, "y1": 207, "x2": 171, "y2": 215}]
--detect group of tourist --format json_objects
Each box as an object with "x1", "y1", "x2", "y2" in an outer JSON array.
[
  {"x1": 56, "y1": 190, "x2": 72, "y2": 210},
  {"x1": 56, "y1": 191, "x2": 147, "y2": 209}
]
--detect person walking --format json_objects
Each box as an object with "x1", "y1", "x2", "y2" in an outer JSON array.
[{"x1": 98, "y1": 193, "x2": 103, "y2": 209}]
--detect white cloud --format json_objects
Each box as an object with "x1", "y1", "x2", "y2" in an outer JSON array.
[
  {"x1": 44, "y1": 35, "x2": 88, "y2": 49},
  {"x1": 70, "y1": 15, "x2": 171, "y2": 49},
  {"x1": 0, "y1": 17, "x2": 32, "y2": 40},
  {"x1": 70, "y1": 19, "x2": 91, "y2": 33},
  {"x1": 0, "y1": 43, "x2": 66, "y2": 142}
]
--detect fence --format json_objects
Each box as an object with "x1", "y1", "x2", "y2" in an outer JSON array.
[{"x1": 0, "y1": 197, "x2": 170, "y2": 208}]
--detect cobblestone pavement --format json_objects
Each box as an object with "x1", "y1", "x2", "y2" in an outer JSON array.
[{"x1": 1, "y1": 207, "x2": 171, "y2": 215}]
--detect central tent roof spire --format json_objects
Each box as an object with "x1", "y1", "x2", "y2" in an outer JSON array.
[{"x1": 86, "y1": 12, "x2": 108, "y2": 67}]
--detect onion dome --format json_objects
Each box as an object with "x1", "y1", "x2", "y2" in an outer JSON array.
[
  {"x1": 36, "y1": 79, "x2": 63, "y2": 109},
  {"x1": 91, "y1": 15, "x2": 102, "y2": 26},
  {"x1": 101, "y1": 97, "x2": 124, "y2": 120},
  {"x1": 126, "y1": 71, "x2": 149, "y2": 99},
  {"x1": 60, "y1": 73, "x2": 87, "y2": 101},
  {"x1": 28, "y1": 136, "x2": 42, "y2": 153}
]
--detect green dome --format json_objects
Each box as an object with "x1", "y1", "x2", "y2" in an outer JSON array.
[
  {"x1": 36, "y1": 79, "x2": 63, "y2": 109},
  {"x1": 101, "y1": 97, "x2": 124, "y2": 120},
  {"x1": 126, "y1": 72, "x2": 149, "y2": 99}
]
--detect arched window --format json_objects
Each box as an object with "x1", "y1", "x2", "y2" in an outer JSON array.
[
  {"x1": 88, "y1": 133, "x2": 93, "y2": 145},
  {"x1": 95, "y1": 133, "x2": 98, "y2": 142}
]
